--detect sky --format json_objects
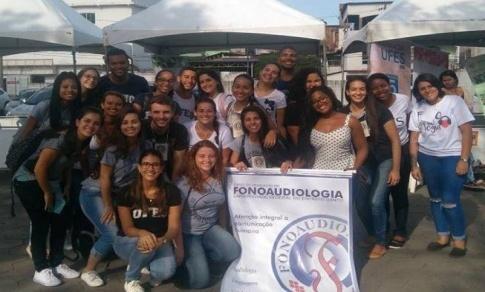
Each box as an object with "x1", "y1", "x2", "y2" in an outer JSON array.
[{"x1": 279, "y1": 0, "x2": 390, "y2": 25}]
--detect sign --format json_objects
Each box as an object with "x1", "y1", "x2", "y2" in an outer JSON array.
[
  {"x1": 221, "y1": 168, "x2": 358, "y2": 292},
  {"x1": 369, "y1": 41, "x2": 412, "y2": 96},
  {"x1": 413, "y1": 46, "x2": 449, "y2": 79}
]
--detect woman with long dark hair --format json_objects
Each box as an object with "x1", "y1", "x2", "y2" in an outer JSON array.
[
  {"x1": 230, "y1": 105, "x2": 292, "y2": 172},
  {"x1": 368, "y1": 73, "x2": 412, "y2": 248},
  {"x1": 197, "y1": 69, "x2": 230, "y2": 122},
  {"x1": 77, "y1": 67, "x2": 101, "y2": 108},
  {"x1": 13, "y1": 107, "x2": 102, "y2": 287},
  {"x1": 114, "y1": 149, "x2": 182, "y2": 291},
  {"x1": 410, "y1": 73, "x2": 474, "y2": 257},
  {"x1": 184, "y1": 97, "x2": 233, "y2": 165},
  {"x1": 341, "y1": 76, "x2": 401, "y2": 259},
  {"x1": 177, "y1": 140, "x2": 240, "y2": 289}
]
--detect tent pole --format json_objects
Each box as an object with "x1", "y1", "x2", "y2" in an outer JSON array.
[
  {"x1": 72, "y1": 49, "x2": 77, "y2": 74},
  {"x1": 0, "y1": 56, "x2": 4, "y2": 90},
  {"x1": 340, "y1": 49, "x2": 345, "y2": 102},
  {"x1": 320, "y1": 40, "x2": 327, "y2": 77}
]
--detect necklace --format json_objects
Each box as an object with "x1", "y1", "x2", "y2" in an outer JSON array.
[{"x1": 195, "y1": 122, "x2": 213, "y2": 140}]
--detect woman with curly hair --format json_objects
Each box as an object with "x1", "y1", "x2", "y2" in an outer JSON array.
[{"x1": 177, "y1": 140, "x2": 240, "y2": 289}]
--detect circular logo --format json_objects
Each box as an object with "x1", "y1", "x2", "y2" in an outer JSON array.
[{"x1": 271, "y1": 214, "x2": 353, "y2": 292}]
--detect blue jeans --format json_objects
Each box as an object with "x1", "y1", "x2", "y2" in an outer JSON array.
[
  {"x1": 418, "y1": 153, "x2": 466, "y2": 240},
  {"x1": 353, "y1": 168, "x2": 374, "y2": 237},
  {"x1": 183, "y1": 225, "x2": 241, "y2": 289},
  {"x1": 79, "y1": 187, "x2": 118, "y2": 258},
  {"x1": 368, "y1": 159, "x2": 393, "y2": 245},
  {"x1": 114, "y1": 236, "x2": 176, "y2": 282}
]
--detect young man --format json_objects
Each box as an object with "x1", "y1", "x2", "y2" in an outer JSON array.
[
  {"x1": 173, "y1": 67, "x2": 197, "y2": 124},
  {"x1": 276, "y1": 47, "x2": 298, "y2": 96},
  {"x1": 98, "y1": 48, "x2": 149, "y2": 104},
  {"x1": 143, "y1": 97, "x2": 189, "y2": 181}
]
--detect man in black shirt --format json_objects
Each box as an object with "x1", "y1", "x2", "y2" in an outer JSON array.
[
  {"x1": 143, "y1": 97, "x2": 189, "y2": 180},
  {"x1": 98, "y1": 48, "x2": 149, "y2": 104},
  {"x1": 276, "y1": 46, "x2": 298, "y2": 96}
]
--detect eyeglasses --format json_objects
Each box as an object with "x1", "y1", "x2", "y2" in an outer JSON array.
[
  {"x1": 140, "y1": 162, "x2": 162, "y2": 169},
  {"x1": 311, "y1": 96, "x2": 330, "y2": 105}
]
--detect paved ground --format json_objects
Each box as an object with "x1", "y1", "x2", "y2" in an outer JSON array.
[{"x1": 0, "y1": 171, "x2": 484, "y2": 292}]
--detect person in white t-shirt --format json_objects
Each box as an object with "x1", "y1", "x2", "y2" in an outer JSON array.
[
  {"x1": 368, "y1": 73, "x2": 413, "y2": 249},
  {"x1": 173, "y1": 67, "x2": 197, "y2": 124},
  {"x1": 184, "y1": 98, "x2": 233, "y2": 165},
  {"x1": 254, "y1": 63, "x2": 287, "y2": 138},
  {"x1": 409, "y1": 73, "x2": 474, "y2": 258},
  {"x1": 197, "y1": 69, "x2": 233, "y2": 123}
]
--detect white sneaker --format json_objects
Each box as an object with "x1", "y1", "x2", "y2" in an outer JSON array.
[
  {"x1": 81, "y1": 271, "x2": 104, "y2": 287},
  {"x1": 33, "y1": 268, "x2": 62, "y2": 287},
  {"x1": 124, "y1": 280, "x2": 144, "y2": 292},
  {"x1": 54, "y1": 264, "x2": 80, "y2": 279}
]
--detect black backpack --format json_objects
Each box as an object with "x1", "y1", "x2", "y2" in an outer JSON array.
[{"x1": 6, "y1": 130, "x2": 48, "y2": 172}]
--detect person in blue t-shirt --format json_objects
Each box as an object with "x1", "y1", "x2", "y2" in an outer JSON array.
[{"x1": 98, "y1": 48, "x2": 149, "y2": 104}]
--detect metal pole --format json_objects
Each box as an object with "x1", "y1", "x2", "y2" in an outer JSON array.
[
  {"x1": 72, "y1": 49, "x2": 77, "y2": 74},
  {"x1": 0, "y1": 56, "x2": 4, "y2": 90}
]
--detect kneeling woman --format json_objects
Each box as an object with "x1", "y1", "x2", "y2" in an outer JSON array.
[
  {"x1": 13, "y1": 107, "x2": 102, "y2": 287},
  {"x1": 115, "y1": 150, "x2": 182, "y2": 292},
  {"x1": 230, "y1": 105, "x2": 292, "y2": 172},
  {"x1": 177, "y1": 140, "x2": 241, "y2": 289}
]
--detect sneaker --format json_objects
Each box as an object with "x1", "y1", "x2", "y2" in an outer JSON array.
[
  {"x1": 33, "y1": 268, "x2": 62, "y2": 287},
  {"x1": 55, "y1": 264, "x2": 80, "y2": 279},
  {"x1": 124, "y1": 280, "x2": 144, "y2": 292},
  {"x1": 81, "y1": 271, "x2": 104, "y2": 287}
]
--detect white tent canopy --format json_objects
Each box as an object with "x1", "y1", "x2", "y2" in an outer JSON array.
[
  {"x1": 344, "y1": 0, "x2": 485, "y2": 53},
  {"x1": 103, "y1": 0, "x2": 326, "y2": 55},
  {"x1": 0, "y1": 0, "x2": 103, "y2": 56}
]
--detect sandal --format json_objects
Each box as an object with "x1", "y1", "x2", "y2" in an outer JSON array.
[
  {"x1": 427, "y1": 241, "x2": 450, "y2": 251},
  {"x1": 368, "y1": 245, "x2": 387, "y2": 259},
  {"x1": 449, "y1": 247, "x2": 467, "y2": 257}
]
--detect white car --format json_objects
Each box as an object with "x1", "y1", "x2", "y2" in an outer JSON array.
[{"x1": 0, "y1": 88, "x2": 11, "y2": 115}]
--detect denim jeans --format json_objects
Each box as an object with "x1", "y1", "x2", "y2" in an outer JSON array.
[
  {"x1": 79, "y1": 187, "x2": 118, "y2": 258},
  {"x1": 13, "y1": 179, "x2": 68, "y2": 271},
  {"x1": 353, "y1": 168, "x2": 374, "y2": 237},
  {"x1": 183, "y1": 225, "x2": 241, "y2": 289},
  {"x1": 368, "y1": 158, "x2": 393, "y2": 245},
  {"x1": 418, "y1": 153, "x2": 466, "y2": 240},
  {"x1": 113, "y1": 236, "x2": 176, "y2": 282},
  {"x1": 387, "y1": 142, "x2": 410, "y2": 237}
]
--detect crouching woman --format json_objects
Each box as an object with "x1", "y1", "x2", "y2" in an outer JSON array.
[
  {"x1": 114, "y1": 150, "x2": 182, "y2": 292},
  {"x1": 177, "y1": 140, "x2": 241, "y2": 289}
]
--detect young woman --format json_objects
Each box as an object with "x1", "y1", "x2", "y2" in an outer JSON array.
[
  {"x1": 230, "y1": 105, "x2": 292, "y2": 172},
  {"x1": 286, "y1": 68, "x2": 326, "y2": 146},
  {"x1": 368, "y1": 73, "x2": 412, "y2": 249},
  {"x1": 198, "y1": 69, "x2": 230, "y2": 122},
  {"x1": 12, "y1": 107, "x2": 102, "y2": 287},
  {"x1": 115, "y1": 150, "x2": 181, "y2": 292},
  {"x1": 77, "y1": 91, "x2": 125, "y2": 287},
  {"x1": 254, "y1": 63, "x2": 287, "y2": 138},
  {"x1": 184, "y1": 98, "x2": 233, "y2": 165},
  {"x1": 134, "y1": 69, "x2": 176, "y2": 118},
  {"x1": 297, "y1": 85, "x2": 367, "y2": 171},
  {"x1": 410, "y1": 73, "x2": 474, "y2": 257},
  {"x1": 439, "y1": 70, "x2": 466, "y2": 99},
  {"x1": 77, "y1": 67, "x2": 101, "y2": 108},
  {"x1": 18, "y1": 71, "x2": 82, "y2": 140},
  {"x1": 99, "y1": 105, "x2": 145, "y2": 228},
  {"x1": 177, "y1": 140, "x2": 241, "y2": 289},
  {"x1": 342, "y1": 76, "x2": 401, "y2": 259}
]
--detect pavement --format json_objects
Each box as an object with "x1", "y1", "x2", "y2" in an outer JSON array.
[{"x1": 0, "y1": 171, "x2": 484, "y2": 292}]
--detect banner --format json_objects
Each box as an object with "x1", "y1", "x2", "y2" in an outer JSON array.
[
  {"x1": 369, "y1": 41, "x2": 412, "y2": 96},
  {"x1": 412, "y1": 46, "x2": 449, "y2": 80},
  {"x1": 221, "y1": 168, "x2": 358, "y2": 292}
]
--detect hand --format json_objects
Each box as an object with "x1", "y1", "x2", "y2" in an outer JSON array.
[
  {"x1": 43, "y1": 192, "x2": 54, "y2": 211},
  {"x1": 263, "y1": 130, "x2": 277, "y2": 148},
  {"x1": 280, "y1": 161, "x2": 293, "y2": 174},
  {"x1": 234, "y1": 162, "x2": 248, "y2": 171},
  {"x1": 101, "y1": 205, "x2": 114, "y2": 224},
  {"x1": 387, "y1": 169, "x2": 400, "y2": 186},
  {"x1": 456, "y1": 160, "x2": 468, "y2": 176},
  {"x1": 411, "y1": 166, "x2": 422, "y2": 182},
  {"x1": 137, "y1": 231, "x2": 157, "y2": 252},
  {"x1": 174, "y1": 245, "x2": 184, "y2": 266}
]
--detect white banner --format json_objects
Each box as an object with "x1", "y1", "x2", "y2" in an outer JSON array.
[{"x1": 221, "y1": 168, "x2": 358, "y2": 292}]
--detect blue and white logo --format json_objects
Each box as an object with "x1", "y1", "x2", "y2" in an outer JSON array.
[{"x1": 271, "y1": 215, "x2": 354, "y2": 292}]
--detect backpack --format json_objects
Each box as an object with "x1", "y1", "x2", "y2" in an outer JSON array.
[{"x1": 6, "y1": 130, "x2": 48, "y2": 172}]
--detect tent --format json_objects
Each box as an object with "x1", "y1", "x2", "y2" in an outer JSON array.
[
  {"x1": 343, "y1": 0, "x2": 485, "y2": 53},
  {"x1": 102, "y1": 0, "x2": 326, "y2": 55},
  {"x1": 0, "y1": 0, "x2": 103, "y2": 55}
]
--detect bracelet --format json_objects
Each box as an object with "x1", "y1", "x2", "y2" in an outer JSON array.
[{"x1": 460, "y1": 158, "x2": 468, "y2": 163}]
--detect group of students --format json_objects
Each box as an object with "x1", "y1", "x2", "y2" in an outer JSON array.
[{"x1": 11, "y1": 47, "x2": 474, "y2": 291}]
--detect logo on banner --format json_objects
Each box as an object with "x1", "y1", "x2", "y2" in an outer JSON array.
[{"x1": 271, "y1": 215, "x2": 353, "y2": 292}]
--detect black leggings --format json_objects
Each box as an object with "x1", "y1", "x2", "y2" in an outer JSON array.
[{"x1": 14, "y1": 179, "x2": 68, "y2": 271}]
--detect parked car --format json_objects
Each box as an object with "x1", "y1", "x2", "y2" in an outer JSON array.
[
  {"x1": 6, "y1": 86, "x2": 52, "y2": 117},
  {"x1": 0, "y1": 88, "x2": 11, "y2": 115}
]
